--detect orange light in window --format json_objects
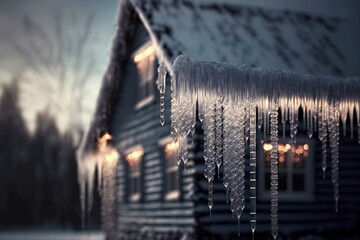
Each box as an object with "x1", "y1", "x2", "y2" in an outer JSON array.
[
  {"x1": 164, "y1": 141, "x2": 179, "y2": 158},
  {"x1": 263, "y1": 143, "x2": 272, "y2": 151},
  {"x1": 279, "y1": 155, "x2": 286, "y2": 163},
  {"x1": 105, "y1": 149, "x2": 119, "y2": 164},
  {"x1": 134, "y1": 45, "x2": 155, "y2": 63},
  {"x1": 97, "y1": 133, "x2": 113, "y2": 151},
  {"x1": 126, "y1": 149, "x2": 144, "y2": 165}
]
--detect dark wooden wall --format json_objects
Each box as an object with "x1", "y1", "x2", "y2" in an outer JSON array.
[
  {"x1": 110, "y1": 21, "x2": 196, "y2": 238},
  {"x1": 108, "y1": 16, "x2": 360, "y2": 240}
]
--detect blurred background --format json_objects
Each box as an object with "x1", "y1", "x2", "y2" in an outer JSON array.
[
  {"x1": 0, "y1": 0, "x2": 118, "y2": 237},
  {"x1": 1, "y1": 0, "x2": 360, "y2": 239}
]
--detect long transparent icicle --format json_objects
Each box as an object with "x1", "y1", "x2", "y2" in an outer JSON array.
[
  {"x1": 249, "y1": 103, "x2": 257, "y2": 239},
  {"x1": 319, "y1": 104, "x2": 328, "y2": 178},
  {"x1": 229, "y1": 102, "x2": 246, "y2": 236},
  {"x1": 307, "y1": 108, "x2": 313, "y2": 138},
  {"x1": 289, "y1": 103, "x2": 298, "y2": 143},
  {"x1": 281, "y1": 107, "x2": 286, "y2": 139},
  {"x1": 170, "y1": 75, "x2": 178, "y2": 142},
  {"x1": 204, "y1": 102, "x2": 216, "y2": 215},
  {"x1": 245, "y1": 105, "x2": 250, "y2": 142},
  {"x1": 157, "y1": 63, "x2": 167, "y2": 126},
  {"x1": 97, "y1": 157, "x2": 103, "y2": 194},
  {"x1": 77, "y1": 158, "x2": 86, "y2": 228},
  {"x1": 215, "y1": 98, "x2": 223, "y2": 177},
  {"x1": 329, "y1": 103, "x2": 340, "y2": 212},
  {"x1": 222, "y1": 100, "x2": 231, "y2": 203},
  {"x1": 177, "y1": 94, "x2": 194, "y2": 168},
  {"x1": 270, "y1": 103, "x2": 279, "y2": 240}
]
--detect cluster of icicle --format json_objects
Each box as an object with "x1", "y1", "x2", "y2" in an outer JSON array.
[
  {"x1": 76, "y1": 152, "x2": 100, "y2": 228},
  {"x1": 157, "y1": 55, "x2": 360, "y2": 240},
  {"x1": 76, "y1": 137, "x2": 119, "y2": 229}
]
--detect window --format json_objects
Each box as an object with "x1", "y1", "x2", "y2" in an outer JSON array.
[
  {"x1": 159, "y1": 136, "x2": 180, "y2": 200},
  {"x1": 125, "y1": 147, "x2": 144, "y2": 201},
  {"x1": 258, "y1": 138, "x2": 314, "y2": 201},
  {"x1": 133, "y1": 41, "x2": 156, "y2": 109}
]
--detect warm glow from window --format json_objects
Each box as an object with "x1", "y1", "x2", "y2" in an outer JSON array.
[
  {"x1": 263, "y1": 142, "x2": 309, "y2": 165},
  {"x1": 105, "y1": 149, "x2": 119, "y2": 164},
  {"x1": 133, "y1": 43, "x2": 155, "y2": 105},
  {"x1": 263, "y1": 143, "x2": 293, "y2": 153},
  {"x1": 134, "y1": 45, "x2": 155, "y2": 63},
  {"x1": 164, "y1": 142, "x2": 179, "y2": 158},
  {"x1": 126, "y1": 149, "x2": 144, "y2": 165},
  {"x1": 97, "y1": 132, "x2": 113, "y2": 151},
  {"x1": 263, "y1": 143, "x2": 273, "y2": 151}
]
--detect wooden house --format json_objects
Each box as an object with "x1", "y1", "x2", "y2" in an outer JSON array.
[{"x1": 79, "y1": 0, "x2": 360, "y2": 239}]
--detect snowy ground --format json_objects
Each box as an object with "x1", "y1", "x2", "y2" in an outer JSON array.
[{"x1": 0, "y1": 231, "x2": 105, "y2": 240}]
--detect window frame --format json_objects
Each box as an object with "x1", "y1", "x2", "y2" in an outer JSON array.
[
  {"x1": 133, "y1": 40, "x2": 156, "y2": 110},
  {"x1": 125, "y1": 145, "x2": 143, "y2": 202},
  {"x1": 258, "y1": 136, "x2": 315, "y2": 202},
  {"x1": 159, "y1": 136, "x2": 180, "y2": 201}
]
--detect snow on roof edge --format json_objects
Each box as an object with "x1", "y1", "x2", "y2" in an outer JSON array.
[
  {"x1": 129, "y1": 0, "x2": 174, "y2": 75},
  {"x1": 78, "y1": 0, "x2": 132, "y2": 157}
]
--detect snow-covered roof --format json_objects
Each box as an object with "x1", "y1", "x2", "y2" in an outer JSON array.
[
  {"x1": 80, "y1": 0, "x2": 359, "y2": 153},
  {"x1": 133, "y1": 0, "x2": 356, "y2": 76}
]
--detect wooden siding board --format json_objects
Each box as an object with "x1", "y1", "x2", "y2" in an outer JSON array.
[
  {"x1": 109, "y1": 16, "x2": 360, "y2": 240},
  {"x1": 109, "y1": 18, "x2": 195, "y2": 236},
  {"x1": 193, "y1": 125, "x2": 360, "y2": 237}
]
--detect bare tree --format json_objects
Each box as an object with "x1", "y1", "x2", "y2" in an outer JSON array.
[{"x1": 3, "y1": 10, "x2": 96, "y2": 145}]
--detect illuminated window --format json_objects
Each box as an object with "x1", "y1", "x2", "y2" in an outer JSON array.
[
  {"x1": 133, "y1": 41, "x2": 155, "y2": 109},
  {"x1": 126, "y1": 148, "x2": 144, "y2": 201},
  {"x1": 159, "y1": 137, "x2": 180, "y2": 200},
  {"x1": 258, "y1": 138, "x2": 314, "y2": 201}
]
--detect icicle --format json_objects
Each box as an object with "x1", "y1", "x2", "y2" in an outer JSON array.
[
  {"x1": 319, "y1": 103, "x2": 328, "y2": 178},
  {"x1": 170, "y1": 75, "x2": 178, "y2": 142},
  {"x1": 307, "y1": 108, "x2": 313, "y2": 138},
  {"x1": 289, "y1": 103, "x2": 299, "y2": 143},
  {"x1": 222, "y1": 99, "x2": 233, "y2": 203},
  {"x1": 304, "y1": 105, "x2": 307, "y2": 129},
  {"x1": 208, "y1": 179, "x2": 214, "y2": 217},
  {"x1": 245, "y1": 105, "x2": 250, "y2": 142},
  {"x1": 229, "y1": 102, "x2": 246, "y2": 235},
  {"x1": 176, "y1": 93, "x2": 194, "y2": 168},
  {"x1": 340, "y1": 103, "x2": 348, "y2": 137},
  {"x1": 281, "y1": 107, "x2": 286, "y2": 138},
  {"x1": 329, "y1": 102, "x2": 340, "y2": 213},
  {"x1": 270, "y1": 103, "x2": 279, "y2": 240},
  {"x1": 203, "y1": 101, "x2": 216, "y2": 214},
  {"x1": 349, "y1": 105, "x2": 354, "y2": 139},
  {"x1": 97, "y1": 156, "x2": 103, "y2": 194},
  {"x1": 157, "y1": 63, "x2": 167, "y2": 126},
  {"x1": 249, "y1": 102, "x2": 257, "y2": 237},
  {"x1": 76, "y1": 157, "x2": 86, "y2": 228},
  {"x1": 215, "y1": 98, "x2": 224, "y2": 178},
  {"x1": 314, "y1": 100, "x2": 319, "y2": 133},
  {"x1": 169, "y1": 56, "x2": 360, "y2": 236},
  {"x1": 258, "y1": 105, "x2": 263, "y2": 130},
  {"x1": 87, "y1": 159, "x2": 95, "y2": 224},
  {"x1": 177, "y1": 135, "x2": 187, "y2": 168},
  {"x1": 264, "y1": 111, "x2": 269, "y2": 139}
]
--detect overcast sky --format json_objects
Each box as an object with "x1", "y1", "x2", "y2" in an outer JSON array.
[{"x1": 0, "y1": 0, "x2": 118, "y2": 133}]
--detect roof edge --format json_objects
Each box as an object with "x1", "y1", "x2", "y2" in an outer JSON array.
[{"x1": 130, "y1": 0, "x2": 174, "y2": 75}]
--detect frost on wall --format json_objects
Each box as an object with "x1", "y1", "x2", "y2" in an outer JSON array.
[{"x1": 160, "y1": 55, "x2": 360, "y2": 239}]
